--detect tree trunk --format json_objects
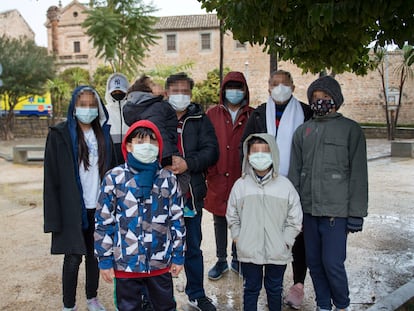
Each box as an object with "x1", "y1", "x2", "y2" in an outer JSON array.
[
  {"x1": 269, "y1": 53, "x2": 277, "y2": 74},
  {"x1": 378, "y1": 64, "x2": 391, "y2": 140},
  {"x1": 219, "y1": 19, "x2": 224, "y2": 87},
  {"x1": 394, "y1": 68, "x2": 406, "y2": 132},
  {"x1": 3, "y1": 111, "x2": 15, "y2": 140}
]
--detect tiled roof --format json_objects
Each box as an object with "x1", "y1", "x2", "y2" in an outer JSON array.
[{"x1": 154, "y1": 14, "x2": 219, "y2": 31}]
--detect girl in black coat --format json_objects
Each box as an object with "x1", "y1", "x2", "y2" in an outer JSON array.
[{"x1": 43, "y1": 86, "x2": 112, "y2": 311}]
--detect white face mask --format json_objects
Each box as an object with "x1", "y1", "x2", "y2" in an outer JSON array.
[
  {"x1": 132, "y1": 143, "x2": 159, "y2": 164},
  {"x1": 271, "y1": 84, "x2": 292, "y2": 103},
  {"x1": 168, "y1": 94, "x2": 191, "y2": 112},
  {"x1": 248, "y1": 152, "x2": 273, "y2": 171},
  {"x1": 75, "y1": 107, "x2": 98, "y2": 124}
]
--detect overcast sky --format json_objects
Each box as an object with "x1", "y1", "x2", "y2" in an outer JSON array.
[{"x1": 0, "y1": 0, "x2": 208, "y2": 47}]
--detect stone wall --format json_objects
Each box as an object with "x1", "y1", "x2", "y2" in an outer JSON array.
[
  {"x1": 362, "y1": 127, "x2": 414, "y2": 139},
  {"x1": 6, "y1": 117, "x2": 51, "y2": 138},
  {"x1": 7, "y1": 116, "x2": 414, "y2": 140},
  {"x1": 263, "y1": 53, "x2": 414, "y2": 125}
]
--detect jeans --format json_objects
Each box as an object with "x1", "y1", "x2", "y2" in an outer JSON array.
[
  {"x1": 303, "y1": 213, "x2": 350, "y2": 310},
  {"x1": 62, "y1": 209, "x2": 99, "y2": 308},
  {"x1": 242, "y1": 262, "x2": 286, "y2": 311},
  {"x1": 213, "y1": 214, "x2": 238, "y2": 262},
  {"x1": 184, "y1": 206, "x2": 205, "y2": 300}
]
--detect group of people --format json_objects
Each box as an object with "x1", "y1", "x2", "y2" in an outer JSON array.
[{"x1": 43, "y1": 69, "x2": 368, "y2": 311}]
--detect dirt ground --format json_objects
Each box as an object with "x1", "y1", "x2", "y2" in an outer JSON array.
[{"x1": 0, "y1": 147, "x2": 413, "y2": 310}]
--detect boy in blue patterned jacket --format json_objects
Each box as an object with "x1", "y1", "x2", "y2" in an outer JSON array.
[{"x1": 94, "y1": 119, "x2": 185, "y2": 311}]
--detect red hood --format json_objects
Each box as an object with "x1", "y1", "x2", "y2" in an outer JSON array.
[
  {"x1": 220, "y1": 71, "x2": 250, "y2": 106},
  {"x1": 121, "y1": 120, "x2": 163, "y2": 162}
]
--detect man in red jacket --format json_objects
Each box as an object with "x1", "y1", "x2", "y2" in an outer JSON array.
[{"x1": 205, "y1": 71, "x2": 253, "y2": 280}]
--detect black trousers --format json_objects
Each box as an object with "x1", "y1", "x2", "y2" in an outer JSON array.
[
  {"x1": 62, "y1": 209, "x2": 99, "y2": 308},
  {"x1": 213, "y1": 214, "x2": 238, "y2": 262},
  {"x1": 115, "y1": 273, "x2": 176, "y2": 311},
  {"x1": 291, "y1": 231, "x2": 307, "y2": 284}
]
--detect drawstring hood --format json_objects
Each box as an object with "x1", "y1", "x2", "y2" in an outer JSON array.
[
  {"x1": 242, "y1": 133, "x2": 280, "y2": 181},
  {"x1": 67, "y1": 85, "x2": 111, "y2": 230},
  {"x1": 220, "y1": 71, "x2": 250, "y2": 108}
]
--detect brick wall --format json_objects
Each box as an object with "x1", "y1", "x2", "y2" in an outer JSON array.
[{"x1": 283, "y1": 55, "x2": 414, "y2": 125}]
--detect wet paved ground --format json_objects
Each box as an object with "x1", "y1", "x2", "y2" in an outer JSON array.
[{"x1": 1, "y1": 137, "x2": 413, "y2": 311}]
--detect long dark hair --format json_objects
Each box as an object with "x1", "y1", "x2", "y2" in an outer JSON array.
[{"x1": 75, "y1": 90, "x2": 107, "y2": 179}]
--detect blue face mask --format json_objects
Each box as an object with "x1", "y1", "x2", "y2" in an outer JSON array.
[
  {"x1": 225, "y1": 89, "x2": 244, "y2": 105},
  {"x1": 75, "y1": 107, "x2": 98, "y2": 124}
]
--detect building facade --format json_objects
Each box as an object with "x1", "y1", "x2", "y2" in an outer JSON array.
[
  {"x1": 45, "y1": 1, "x2": 414, "y2": 124},
  {"x1": 144, "y1": 14, "x2": 275, "y2": 106},
  {"x1": 0, "y1": 9, "x2": 35, "y2": 41},
  {"x1": 45, "y1": 0, "x2": 99, "y2": 73}
]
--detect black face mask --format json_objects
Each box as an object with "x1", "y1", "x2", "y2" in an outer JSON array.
[
  {"x1": 311, "y1": 99, "x2": 336, "y2": 116},
  {"x1": 111, "y1": 91, "x2": 126, "y2": 101}
]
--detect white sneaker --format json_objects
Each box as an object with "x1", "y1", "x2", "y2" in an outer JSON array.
[
  {"x1": 87, "y1": 297, "x2": 106, "y2": 311},
  {"x1": 62, "y1": 306, "x2": 78, "y2": 311}
]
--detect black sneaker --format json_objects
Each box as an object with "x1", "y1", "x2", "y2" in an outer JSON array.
[
  {"x1": 188, "y1": 296, "x2": 217, "y2": 311},
  {"x1": 231, "y1": 260, "x2": 243, "y2": 276},
  {"x1": 207, "y1": 261, "x2": 229, "y2": 280}
]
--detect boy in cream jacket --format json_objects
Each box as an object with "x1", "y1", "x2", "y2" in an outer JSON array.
[{"x1": 226, "y1": 133, "x2": 302, "y2": 311}]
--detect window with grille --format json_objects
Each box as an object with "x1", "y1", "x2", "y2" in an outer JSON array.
[
  {"x1": 201, "y1": 33, "x2": 211, "y2": 50},
  {"x1": 74, "y1": 41, "x2": 80, "y2": 53},
  {"x1": 235, "y1": 40, "x2": 246, "y2": 49},
  {"x1": 166, "y1": 34, "x2": 176, "y2": 52}
]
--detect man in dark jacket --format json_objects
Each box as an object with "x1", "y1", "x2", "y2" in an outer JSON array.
[
  {"x1": 166, "y1": 72, "x2": 219, "y2": 311},
  {"x1": 241, "y1": 70, "x2": 313, "y2": 309},
  {"x1": 205, "y1": 71, "x2": 253, "y2": 280}
]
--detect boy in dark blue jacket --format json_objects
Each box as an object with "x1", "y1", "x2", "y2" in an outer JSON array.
[{"x1": 95, "y1": 120, "x2": 185, "y2": 311}]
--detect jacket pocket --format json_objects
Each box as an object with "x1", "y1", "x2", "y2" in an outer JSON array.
[
  {"x1": 237, "y1": 221, "x2": 262, "y2": 260},
  {"x1": 322, "y1": 168, "x2": 349, "y2": 212},
  {"x1": 323, "y1": 137, "x2": 349, "y2": 168},
  {"x1": 266, "y1": 232, "x2": 290, "y2": 262},
  {"x1": 299, "y1": 169, "x2": 312, "y2": 206}
]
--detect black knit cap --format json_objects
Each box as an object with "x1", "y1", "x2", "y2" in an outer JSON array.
[{"x1": 307, "y1": 76, "x2": 344, "y2": 109}]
